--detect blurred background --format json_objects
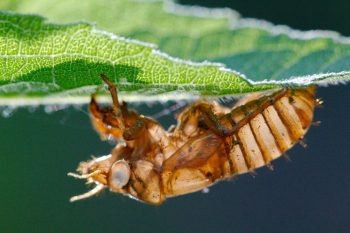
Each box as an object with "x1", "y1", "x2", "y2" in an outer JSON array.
[{"x1": 0, "y1": 0, "x2": 349, "y2": 233}]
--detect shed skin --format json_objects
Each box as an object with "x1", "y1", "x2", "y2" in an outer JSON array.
[{"x1": 71, "y1": 75, "x2": 316, "y2": 205}]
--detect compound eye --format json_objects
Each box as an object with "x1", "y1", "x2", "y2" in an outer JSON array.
[{"x1": 109, "y1": 160, "x2": 130, "y2": 189}]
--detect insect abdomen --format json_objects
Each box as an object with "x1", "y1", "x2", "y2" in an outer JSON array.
[
  {"x1": 161, "y1": 87, "x2": 316, "y2": 198},
  {"x1": 227, "y1": 87, "x2": 316, "y2": 174}
]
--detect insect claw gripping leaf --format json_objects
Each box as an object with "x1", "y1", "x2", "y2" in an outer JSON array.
[
  {"x1": 99, "y1": 73, "x2": 125, "y2": 132},
  {"x1": 69, "y1": 75, "x2": 317, "y2": 204}
]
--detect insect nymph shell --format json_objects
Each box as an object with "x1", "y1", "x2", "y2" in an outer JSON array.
[
  {"x1": 76, "y1": 145, "x2": 165, "y2": 204},
  {"x1": 70, "y1": 74, "x2": 317, "y2": 205}
]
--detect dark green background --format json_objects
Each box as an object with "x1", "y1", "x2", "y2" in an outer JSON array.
[{"x1": 1, "y1": 1, "x2": 350, "y2": 233}]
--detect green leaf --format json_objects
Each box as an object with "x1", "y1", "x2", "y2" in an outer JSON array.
[
  {"x1": 1, "y1": 0, "x2": 350, "y2": 106},
  {"x1": 0, "y1": 11, "x2": 274, "y2": 106}
]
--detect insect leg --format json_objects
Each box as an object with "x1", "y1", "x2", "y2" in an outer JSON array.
[
  {"x1": 122, "y1": 116, "x2": 147, "y2": 140},
  {"x1": 89, "y1": 90, "x2": 125, "y2": 140},
  {"x1": 69, "y1": 184, "x2": 105, "y2": 202},
  {"x1": 100, "y1": 74, "x2": 120, "y2": 113},
  {"x1": 67, "y1": 170, "x2": 102, "y2": 179},
  {"x1": 99, "y1": 74, "x2": 125, "y2": 132},
  {"x1": 98, "y1": 74, "x2": 165, "y2": 142},
  {"x1": 193, "y1": 104, "x2": 236, "y2": 137},
  {"x1": 89, "y1": 94, "x2": 103, "y2": 119}
]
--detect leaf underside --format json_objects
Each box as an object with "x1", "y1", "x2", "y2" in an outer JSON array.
[{"x1": 0, "y1": 0, "x2": 349, "y2": 106}]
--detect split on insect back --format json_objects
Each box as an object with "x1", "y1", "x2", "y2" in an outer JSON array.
[{"x1": 68, "y1": 74, "x2": 320, "y2": 205}]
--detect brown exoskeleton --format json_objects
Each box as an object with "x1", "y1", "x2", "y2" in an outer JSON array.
[{"x1": 68, "y1": 74, "x2": 318, "y2": 205}]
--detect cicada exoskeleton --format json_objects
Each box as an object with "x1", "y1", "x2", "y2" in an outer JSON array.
[{"x1": 68, "y1": 74, "x2": 317, "y2": 205}]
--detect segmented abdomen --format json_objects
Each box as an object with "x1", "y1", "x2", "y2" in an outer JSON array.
[
  {"x1": 225, "y1": 87, "x2": 316, "y2": 175},
  {"x1": 161, "y1": 87, "x2": 316, "y2": 197}
]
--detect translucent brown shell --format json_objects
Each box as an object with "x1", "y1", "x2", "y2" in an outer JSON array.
[{"x1": 68, "y1": 74, "x2": 317, "y2": 205}]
